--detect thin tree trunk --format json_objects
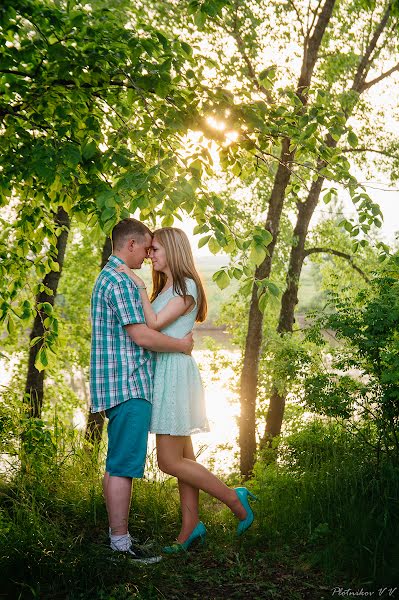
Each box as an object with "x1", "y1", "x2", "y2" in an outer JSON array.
[
  {"x1": 238, "y1": 0, "x2": 337, "y2": 478},
  {"x1": 262, "y1": 175, "x2": 328, "y2": 446},
  {"x1": 239, "y1": 138, "x2": 294, "y2": 476},
  {"x1": 84, "y1": 236, "x2": 112, "y2": 445},
  {"x1": 262, "y1": 2, "x2": 393, "y2": 448},
  {"x1": 25, "y1": 207, "x2": 71, "y2": 418}
]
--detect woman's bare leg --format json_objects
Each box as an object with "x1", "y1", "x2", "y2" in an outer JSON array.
[
  {"x1": 177, "y1": 437, "x2": 200, "y2": 542},
  {"x1": 157, "y1": 434, "x2": 246, "y2": 523}
]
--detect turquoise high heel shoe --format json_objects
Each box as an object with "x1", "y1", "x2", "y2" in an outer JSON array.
[
  {"x1": 162, "y1": 521, "x2": 207, "y2": 554},
  {"x1": 235, "y1": 487, "x2": 258, "y2": 536}
]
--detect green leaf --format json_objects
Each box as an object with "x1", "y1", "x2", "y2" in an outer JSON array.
[
  {"x1": 155, "y1": 31, "x2": 169, "y2": 49},
  {"x1": 208, "y1": 237, "x2": 221, "y2": 254},
  {"x1": 250, "y1": 245, "x2": 266, "y2": 266},
  {"x1": 82, "y1": 140, "x2": 97, "y2": 160},
  {"x1": 35, "y1": 347, "x2": 48, "y2": 372},
  {"x1": 305, "y1": 122, "x2": 318, "y2": 137},
  {"x1": 101, "y1": 207, "x2": 117, "y2": 223},
  {"x1": 231, "y1": 162, "x2": 241, "y2": 176},
  {"x1": 63, "y1": 145, "x2": 81, "y2": 168},
  {"x1": 259, "y1": 66, "x2": 276, "y2": 84},
  {"x1": 198, "y1": 235, "x2": 212, "y2": 248},
  {"x1": 97, "y1": 190, "x2": 115, "y2": 209},
  {"x1": 261, "y1": 229, "x2": 273, "y2": 246},
  {"x1": 41, "y1": 302, "x2": 53, "y2": 316},
  {"x1": 161, "y1": 214, "x2": 174, "y2": 227},
  {"x1": 347, "y1": 130, "x2": 358, "y2": 148},
  {"x1": 265, "y1": 280, "x2": 279, "y2": 297},
  {"x1": 193, "y1": 223, "x2": 209, "y2": 235},
  {"x1": 339, "y1": 219, "x2": 353, "y2": 233},
  {"x1": 180, "y1": 42, "x2": 192, "y2": 56},
  {"x1": 241, "y1": 278, "x2": 254, "y2": 296},
  {"x1": 49, "y1": 259, "x2": 60, "y2": 272},
  {"x1": 258, "y1": 292, "x2": 268, "y2": 313},
  {"x1": 141, "y1": 39, "x2": 155, "y2": 56},
  {"x1": 212, "y1": 269, "x2": 230, "y2": 290},
  {"x1": 194, "y1": 10, "x2": 207, "y2": 28},
  {"x1": 6, "y1": 316, "x2": 15, "y2": 336}
]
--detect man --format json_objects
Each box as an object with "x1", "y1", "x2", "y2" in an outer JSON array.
[{"x1": 90, "y1": 218, "x2": 193, "y2": 564}]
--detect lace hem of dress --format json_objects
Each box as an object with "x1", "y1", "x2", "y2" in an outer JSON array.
[{"x1": 150, "y1": 424, "x2": 210, "y2": 436}]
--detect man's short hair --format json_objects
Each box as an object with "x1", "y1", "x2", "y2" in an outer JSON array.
[{"x1": 111, "y1": 218, "x2": 153, "y2": 251}]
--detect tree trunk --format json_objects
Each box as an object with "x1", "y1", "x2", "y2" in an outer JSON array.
[
  {"x1": 238, "y1": 0, "x2": 337, "y2": 478},
  {"x1": 25, "y1": 207, "x2": 71, "y2": 418},
  {"x1": 239, "y1": 138, "x2": 294, "y2": 476},
  {"x1": 262, "y1": 175, "x2": 327, "y2": 446},
  {"x1": 262, "y1": 3, "x2": 393, "y2": 448},
  {"x1": 84, "y1": 236, "x2": 112, "y2": 445}
]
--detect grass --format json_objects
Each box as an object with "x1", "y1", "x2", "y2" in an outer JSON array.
[{"x1": 1, "y1": 420, "x2": 398, "y2": 599}]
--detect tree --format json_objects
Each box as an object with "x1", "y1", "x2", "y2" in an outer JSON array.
[
  {"x1": 140, "y1": 0, "x2": 399, "y2": 475},
  {"x1": 0, "y1": 0, "x2": 207, "y2": 418},
  {"x1": 25, "y1": 207, "x2": 70, "y2": 417},
  {"x1": 263, "y1": 1, "x2": 399, "y2": 452}
]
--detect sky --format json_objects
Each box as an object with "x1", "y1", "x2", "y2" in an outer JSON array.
[{"x1": 376, "y1": 191, "x2": 399, "y2": 244}]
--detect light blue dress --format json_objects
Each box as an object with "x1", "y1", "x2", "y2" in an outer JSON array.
[{"x1": 150, "y1": 278, "x2": 209, "y2": 436}]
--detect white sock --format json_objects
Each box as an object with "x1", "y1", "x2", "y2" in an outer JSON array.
[
  {"x1": 110, "y1": 532, "x2": 131, "y2": 552},
  {"x1": 109, "y1": 528, "x2": 132, "y2": 540}
]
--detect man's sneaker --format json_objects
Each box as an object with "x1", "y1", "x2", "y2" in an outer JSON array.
[{"x1": 110, "y1": 542, "x2": 162, "y2": 565}]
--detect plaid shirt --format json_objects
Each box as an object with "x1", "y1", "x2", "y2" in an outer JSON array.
[{"x1": 90, "y1": 255, "x2": 153, "y2": 412}]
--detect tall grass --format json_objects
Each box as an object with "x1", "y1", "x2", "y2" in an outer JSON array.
[
  {"x1": 253, "y1": 419, "x2": 399, "y2": 585},
  {"x1": 1, "y1": 416, "x2": 397, "y2": 598}
]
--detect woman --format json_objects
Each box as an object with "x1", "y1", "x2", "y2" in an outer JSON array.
[{"x1": 117, "y1": 227, "x2": 256, "y2": 552}]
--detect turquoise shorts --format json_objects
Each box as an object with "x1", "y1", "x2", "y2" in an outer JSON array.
[{"x1": 105, "y1": 399, "x2": 151, "y2": 478}]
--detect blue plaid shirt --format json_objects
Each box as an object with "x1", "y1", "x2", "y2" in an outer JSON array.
[{"x1": 90, "y1": 255, "x2": 153, "y2": 412}]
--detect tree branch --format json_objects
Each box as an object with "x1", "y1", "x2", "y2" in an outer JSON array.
[
  {"x1": 360, "y1": 60, "x2": 399, "y2": 92},
  {"x1": 298, "y1": 0, "x2": 337, "y2": 103},
  {"x1": 341, "y1": 147, "x2": 399, "y2": 160},
  {"x1": 352, "y1": 2, "x2": 392, "y2": 92},
  {"x1": 229, "y1": 28, "x2": 273, "y2": 103},
  {"x1": 0, "y1": 70, "x2": 33, "y2": 77},
  {"x1": 304, "y1": 247, "x2": 370, "y2": 282},
  {"x1": 307, "y1": 0, "x2": 324, "y2": 39},
  {"x1": 286, "y1": 0, "x2": 306, "y2": 37}
]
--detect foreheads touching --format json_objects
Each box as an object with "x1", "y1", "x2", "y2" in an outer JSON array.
[{"x1": 111, "y1": 218, "x2": 153, "y2": 252}]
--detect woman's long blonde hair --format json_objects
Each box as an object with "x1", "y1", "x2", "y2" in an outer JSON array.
[{"x1": 150, "y1": 227, "x2": 207, "y2": 323}]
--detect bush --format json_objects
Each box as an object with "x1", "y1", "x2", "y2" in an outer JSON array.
[{"x1": 303, "y1": 253, "x2": 399, "y2": 466}]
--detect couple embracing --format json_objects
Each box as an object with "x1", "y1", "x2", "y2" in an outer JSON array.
[{"x1": 90, "y1": 218, "x2": 256, "y2": 564}]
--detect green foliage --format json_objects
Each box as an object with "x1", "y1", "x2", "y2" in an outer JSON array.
[
  {"x1": 0, "y1": 0, "x2": 207, "y2": 331},
  {"x1": 254, "y1": 419, "x2": 399, "y2": 584},
  {"x1": 55, "y1": 224, "x2": 104, "y2": 369},
  {"x1": 137, "y1": 0, "x2": 398, "y2": 304},
  {"x1": 303, "y1": 253, "x2": 399, "y2": 463}
]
